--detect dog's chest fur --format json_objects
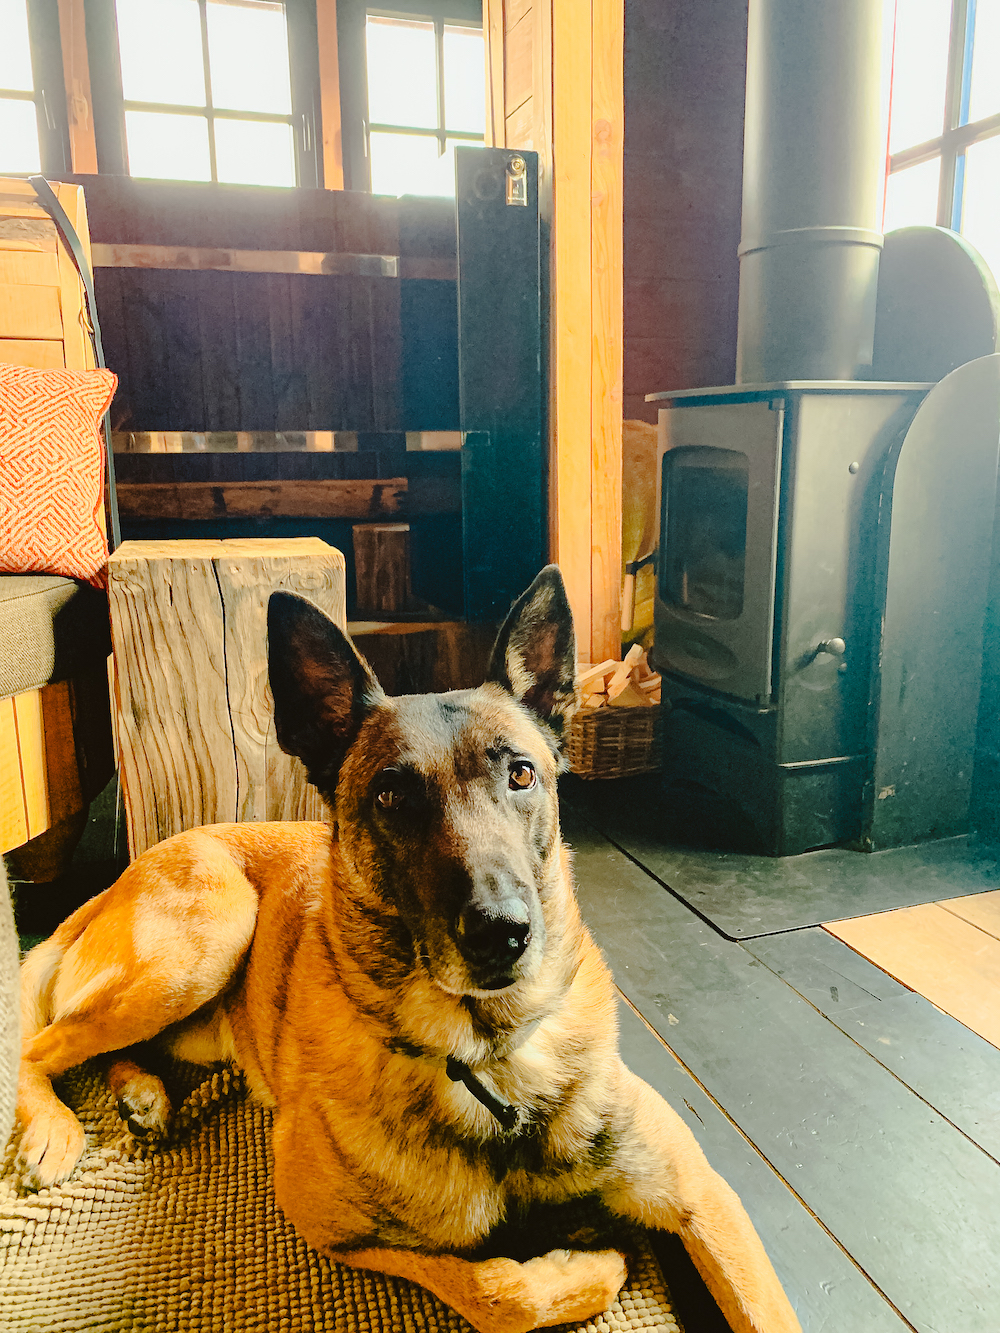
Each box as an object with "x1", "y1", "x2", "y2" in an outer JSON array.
[{"x1": 216, "y1": 839, "x2": 620, "y2": 1252}]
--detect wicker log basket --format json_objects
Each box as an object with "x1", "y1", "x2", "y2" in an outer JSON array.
[{"x1": 568, "y1": 647, "x2": 663, "y2": 780}]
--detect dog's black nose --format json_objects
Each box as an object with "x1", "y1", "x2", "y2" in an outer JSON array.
[{"x1": 458, "y1": 898, "x2": 531, "y2": 971}]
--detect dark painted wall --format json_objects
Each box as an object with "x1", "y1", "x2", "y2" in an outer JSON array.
[{"x1": 623, "y1": 0, "x2": 748, "y2": 420}]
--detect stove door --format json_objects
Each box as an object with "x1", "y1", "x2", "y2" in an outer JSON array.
[{"x1": 653, "y1": 399, "x2": 782, "y2": 704}]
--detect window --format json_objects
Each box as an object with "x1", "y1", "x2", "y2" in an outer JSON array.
[
  {"x1": 87, "y1": 0, "x2": 322, "y2": 187},
  {"x1": 0, "y1": 0, "x2": 70, "y2": 176},
  {"x1": 886, "y1": 0, "x2": 1000, "y2": 280},
  {"x1": 337, "y1": 0, "x2": 484, "y2": 195}
]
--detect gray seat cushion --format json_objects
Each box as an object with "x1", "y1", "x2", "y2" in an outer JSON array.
[{"x1": 0, "y1": 574, "x2": 112, "y2": 699}]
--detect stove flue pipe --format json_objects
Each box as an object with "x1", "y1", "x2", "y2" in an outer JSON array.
[{"x1": 736, "y1": 0, "x2": 889, "y2": 384}]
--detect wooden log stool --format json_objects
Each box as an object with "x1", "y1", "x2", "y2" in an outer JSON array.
[{"x1": 107, "y1": 538, "x2": 345, "y2": 860}]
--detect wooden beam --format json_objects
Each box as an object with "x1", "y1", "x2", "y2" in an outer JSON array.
[
  {"x1": 116, "y1": 477, "x2": 409, "y2": 521},
  {"x1": 484, "y1": 0, "x2": 624, "y2": 663},
  {"x1": 590, "y1": 0, "x2": 624, "y2": 661},
  {"x1": 315, "y1": 0, "x2": 345, "y2": 190},
  {"x1": 57, "y1": 0, "x2": 99, "y2": 175}
]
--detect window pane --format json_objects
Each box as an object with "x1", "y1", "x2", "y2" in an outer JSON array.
[
  {"x1": 0, "y1": 0, "x2": 34, "y2": 91},
  {"x1": 369, "y1": 131, "x2": 442, "y2": 196},
  {"x1": 883, "y1": 156, "x2": 941, "y2": 230},
  {"x1": 889, "y1": 0, "x2": 952, "y2": 152},
  {"x1": 207, "y1": 0, "x2": 292, "y2": 114},
  {"x1": 443, "y1": 25, "x2": 484, "y2": 134},
  {"x1": 0, "y1": 98, "x2": 40, "y2": 173},
  {"x1": 125, "y1": 109, "x2": 212, "y2": 180},
  {"x1": 969, "y1": 0, "x2": 1000, "y2": 122},
  {"x1": 366, "y1": 16, "x2": 437, "y2": 130},
  {"x1": 116, "y1": 0, "x2": 206, "y2": 107},
  {"x1": 369, "y1": 132, "x2": 483, "y2": 197},
  {"x1": 961, "y1": 136, "x2": 1000, "y2": 285},
  {"x1": 214, "y1": 117, "x2": 295, "y2": 186}
]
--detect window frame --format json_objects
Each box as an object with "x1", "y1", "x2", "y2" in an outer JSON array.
[
  {"x1": 888, "y1": 0, "x2": 1000, "y2": 230},
  {"x1": 84, "y1": 0, "x2": 323, "y2": 187},
  {"x1": 0, "y1": 0, "x2": 71, "y2": 176},
  {"x1": 336, "y1": 0, "x2": 483, "y2": 192}
]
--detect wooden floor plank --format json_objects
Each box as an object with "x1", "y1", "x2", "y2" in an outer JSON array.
[
  {"x1": 616, "y1": 1000, "x2": 910, "y2": 1332},
  {"x1": 825, "y1": 903, "x2": 1000, "y2": 1051},
  {"x1": 744, "y1": 927, "x2": 1000, "y2": 1162},
  {"x1": 939, "y1": 889, "x2": 1000, "y2": 941},
  {"x1": 564, "y1": 810, "x2": 1000, "y2": 1332}
]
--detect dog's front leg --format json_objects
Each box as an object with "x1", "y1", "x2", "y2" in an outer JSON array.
[
  {"x1": 603, "y1": 1065, "x2": 801, "y2": 1333},
  {"x1": 272, "y1": 1113, "x2": 626, "y2": 1333},
  {"x1": 327, "y1": 1245, "x2": 628, "y2": 1333}
]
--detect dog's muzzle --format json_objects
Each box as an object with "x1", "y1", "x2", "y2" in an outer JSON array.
[{"x1": 456, "y1": 897, "x2": 531, "y2": 988}]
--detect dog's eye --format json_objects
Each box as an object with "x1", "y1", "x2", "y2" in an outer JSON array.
[
  {"x1": 375, "y1": 786, "x2": 403, "y2": 810},
  {"x1": 508, "y1": 761, "x2": 536, "y2": 791}
]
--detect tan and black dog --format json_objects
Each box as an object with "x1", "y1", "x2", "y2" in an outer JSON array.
[{"x1": 15, "y1": 567, "x2": 800, "y2": 1333}]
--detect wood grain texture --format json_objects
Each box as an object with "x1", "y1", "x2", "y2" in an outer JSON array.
[
  {"x1": 53, "y1": 182, "x2": 95, "y2": 371},
  {"x1": 940, "y1": 890, "x2": 1000, "y2": 941},
  {"x1": 108, "y1": 539, "x2": 347, "y2": 856},
  {"x1": 0, "y1": 282, "x2": 63, "y2": 340},
  {"x1": 0, "y1": 683, "x2": 86, "y2": 855},
  {"x1": 108, "y1": 541, "x2": 235, "y2": 858},
  {"x1": 115, "y1": 478, "x2": 408, "y2": 521},
  {"x1": 57, "y1": 0, "x2": 99, "y2": 175},
  {"x1": 491, "y1": 0, "x2": 624, "y2": 661},
  {"x1": 825, "y1": 904, "x2": 1000, "y2": 1051},
  {"x1": 0, "y1": 339, "x2": 64, "y2": 368},
  {"x1": 14, "y1": 688, "x2": 49, "y2": 840},
  {"x1": 0, "y1": 695, "x2": 29, "y2": 854},
  {"x1": 504, "y1": 9, "x2": 534, "y2": 115},
  {"x1": 484, "y1": 0, "x2": 506, "y2": 145},
  {"x1": 216, "y1": 538, "x2": 346, "y2": 824},
  {"x1": 549, "y1": 0, "x2": 594, "y2": 656},
  {"x1": 590, "y1": 0, "x2": 624, "y2": 662},
  {"x1": 352, "y1": 523, "x2": 411, "y2": 612},
  {"x1": 315, "y1": 0, "x2": 344, "y2": 190}
]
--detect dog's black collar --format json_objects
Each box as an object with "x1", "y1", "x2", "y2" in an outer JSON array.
[
  {"x1": 390, "y1": 1016, "x2": 544, "y2": 1133},
  {"x1": 445, "y1": 1057, "x2": 519, "y2": 1132}
]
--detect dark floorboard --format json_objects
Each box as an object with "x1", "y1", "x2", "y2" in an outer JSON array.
[
  {"x1": 566, "y1": 811, "x2": 1000, "y2": 1333},
  {"x1": 617, "y1": 1001, "x2": 911, "y2": 1332},
  {"x1": 562, "y1": 776, "x2": 1000, "y2": 938},
  {"x1": 743, "y1": 927, "x2": 1000, "y2": 1163}
]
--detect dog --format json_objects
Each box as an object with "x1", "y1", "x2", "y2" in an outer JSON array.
[{"x1": 15, "y1": 567, "x2": 800, "y2": 1333}]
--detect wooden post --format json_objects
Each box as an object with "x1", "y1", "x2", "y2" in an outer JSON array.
[
  {"x1": 108, "y1": 538, "x2": 346, "y2": 858},
  {"x1": 352, "y1": 523, "x2": 412, "y2": 613},
  {"x1": 483, "y1": 0, "x2": 624, "y2": 664},
  {"x1": 315, "y1": 0, "x2": 345, "y2": 190}
]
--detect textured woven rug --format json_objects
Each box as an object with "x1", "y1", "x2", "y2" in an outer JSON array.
[{"x1": 0, "y1": 1061, "x2": 683, "y2": 1332}]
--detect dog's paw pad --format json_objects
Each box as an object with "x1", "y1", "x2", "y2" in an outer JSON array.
[
  {"x1": 115, "y1": 1073, "x2": 171, "y2": 1139},
  {"x1": 16, "y1": 1107, "x2": 86, "y2": 1188}
]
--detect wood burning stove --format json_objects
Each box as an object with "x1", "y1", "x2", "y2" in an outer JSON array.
[
  {"x1": 646, "y1": 0, "x2": 1000, "y2": 857},
  {"x1": 650, "y1": 381, "x2": 930, "y2": 855}
]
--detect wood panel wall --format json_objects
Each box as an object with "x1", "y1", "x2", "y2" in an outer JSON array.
[
  {"x1": 484, "y1": 0, "x2": 624, "y2": 666},
  {"x1": 58, "y1": 175, "x2": 459, "y2": 434}
]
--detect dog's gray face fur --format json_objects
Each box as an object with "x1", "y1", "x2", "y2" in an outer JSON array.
[{"x1": 267, "y1": 567, "x2": 579, "y2": 998}]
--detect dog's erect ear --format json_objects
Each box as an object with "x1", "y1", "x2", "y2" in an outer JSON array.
[
  {"x1": 486, "y1": 565, "x2": 578, "y2": 742},
  {"x1": 268, "y1": 592, "x2": 384, "y2": 791}
]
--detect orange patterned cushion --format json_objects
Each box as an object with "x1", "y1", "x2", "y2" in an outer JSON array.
[{"x1": 0, "y1": 362, "x2": 117, "y2": 587}]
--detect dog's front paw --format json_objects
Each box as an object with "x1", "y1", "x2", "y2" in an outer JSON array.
[
  {"x1": 520, "y1": 1247, "x2": 628, "y2": 1328},
  {"x1": 115, "y1": 1070, "x2": 171, "y2": 1139},
  {"x1": 17, "y1": 1103, "x2": 86, "y2": 1189}
]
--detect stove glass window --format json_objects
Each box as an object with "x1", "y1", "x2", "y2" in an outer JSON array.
[{"x1": 660, "y1": 447, "x2": 748, "y2": 620}]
